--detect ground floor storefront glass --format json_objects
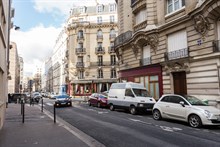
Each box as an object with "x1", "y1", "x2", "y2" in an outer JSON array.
[{"x1": 119, "y1": 64, "x2": 162, "y2": 100}]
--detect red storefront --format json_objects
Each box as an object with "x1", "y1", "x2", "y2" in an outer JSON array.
[{"x1": 118, "y1": 64, "x2": 163, "y2": 100}]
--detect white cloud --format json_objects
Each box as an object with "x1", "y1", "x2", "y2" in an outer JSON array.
[
  {"x1": 33, "y1": 0, "x2": 115, "y2": 16},
  {"x1": 10, "y1": 24, "x2": 61, "y2": 75}
]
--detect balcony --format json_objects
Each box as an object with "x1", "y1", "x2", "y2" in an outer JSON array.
[
  {"x1": 108, "y1": 46, "x2": 115, "y2": 53},
  {"x1": 75, "y1": 48, "x2": 86, "y2": 55},
  {"x1": 114, "y1": 31, "x2": 132, "y2": 48},
  {"x1": 77, "y1": 35, "x2": 84, "y2": 41},
  {"x1": 90, "y1": 61, "x2": 118, "y2": 67},
  {"x1": 165, "y1": 48, "x2": 189, "y2": 61},
  {"x1": 95, "y1": 47, "x2": 105, "y2": 54},
  {"x1": 140, "y1": 57, "x2": 151, "y2": 66},
  {"x1": 76, "y1": 62, "x2": 84, "y2": 68},
  {"x1": 213, "y1": 40, "x2": 220, "y2": 52},
  {"x1": 96, "y1": 35, "x2": 103, "y2": 40}
]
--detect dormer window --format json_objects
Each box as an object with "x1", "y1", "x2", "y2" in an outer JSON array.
[
  {"x1": 109, "y1": 4, "x2": 116, "y2": 12},
  {"x1": 97, "y1": 5, "x2": 103, "y2": 13},
  {"x1": 167, "y1": 0, "x2": 185, "y2": 14},
  {"x1": 79, "y1": 7, "x2": 86, "y2": 13}
]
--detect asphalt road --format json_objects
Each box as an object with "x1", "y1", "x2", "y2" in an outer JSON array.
[{"x1": 43, "y1": 98, "x2": 220, "y2": 147}]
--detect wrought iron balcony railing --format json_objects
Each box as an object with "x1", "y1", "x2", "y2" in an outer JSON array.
[
  {"x1": 164, "y1": 48, "x2": 189, "y2": 61},
  {"x1": 75, "y1": 48, "x2": 86, "y2": 54},
  {"x1": 114, "y1": 31, "x2": 132, "y2": 48},
  {"x1": 95, "y1": 47, "x2": 105, "y2": 54},
  {"x1": 76, "y1": 62, "x2": 84, "y2": 68},
  {"x1": 140, "y1": 57, "x2": 151, "y2": 66}
]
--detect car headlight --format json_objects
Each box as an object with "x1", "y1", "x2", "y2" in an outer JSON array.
[
  {"x1": 138, "y1": 104, "x2": 144, "y2": 107},
  {"x1": 204, "y1": 110, "x2": 211, "y2": 118}
]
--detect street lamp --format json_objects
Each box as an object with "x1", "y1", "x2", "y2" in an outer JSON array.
[{"x1": 14, "y1": 25, "x2": 20, "y2": 30}]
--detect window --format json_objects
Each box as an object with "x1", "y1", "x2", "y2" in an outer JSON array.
[
  {"x1": 98, "y1": 56, "x2": 103, "y2": 66},
  {"x1": 111, "y1": 69, "x2": 116, "y2": 78},
  {"x1": 78, "y1": 43, "x2": 83, "y2": 49},
  {"x1": 97, "y1": 16, "x2": 102, "y2": 24},
  {"x1": 111, "y1": 55, "x2": 116, "y2": 65},
  {"x1": 79, "y1": 7, "x2": 85, "y2": 13},
  {"x1": 79, "y1": 18, "x2": 84, "y2": 23},
  {"x1": 135, "y1": 8, "x2": 147, "y2": 25},
  {"x1": 109, "y1": 4, "x2": 116, "y2": 12},
  {"x1": 168, "y1": 29, "x2": 187, "y2": 52},
  {"x1": 97, "y1": 5, "x2": 103, "y2": 13},
  {"x1": 110, "y1": 15, "x2": 115, "y2": 23},
  {"x1": 142, "y1": 45, "x2": 151, "y2": 65},
  {"x1": 78, "y1": 30, "x2": 83, "y2": 39},
  {"x1": 97, "y1": 30, "x2": 103, "y2": 39},
  {"x1": 218, "y1": 19, "x2": 220, "y2": 40},
  {"x1": 125, "y1": 89, "x2": 134, "y2": 97},
  {"x1": 98, "y1": 69, "x2": 103, "y2": 78},
  {"x1": 167, "y1": 0, "x2": 185, "y2": 14},
  {"x1": 79, "y1": 71, "x2": 84, "y2": 79},
  {"x1": 97, "y1": 42, "x2": 103, "y2": 49}
]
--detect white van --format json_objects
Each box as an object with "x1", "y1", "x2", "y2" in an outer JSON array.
[{"x1": 108, "y1": 82, "x2": 156, "y2": 115}]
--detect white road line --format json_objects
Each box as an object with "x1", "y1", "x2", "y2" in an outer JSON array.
[
  {"x1": 128, "y1": 118, "x2": 152, "y2": 125},
  {"x1": 46, "y1": 102, "x2": 53, "y2": 106}
]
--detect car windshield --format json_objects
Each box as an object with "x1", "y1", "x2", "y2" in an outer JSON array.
[
  {"x1": 132, "y1": 89, "x2": 151, "y2": 97},
  {"x1": 56, "y1": 95, "x2": 70, "y2": 99},
  {"x1": 184, "y1": 95, "x2": 208, "y2": 106}
]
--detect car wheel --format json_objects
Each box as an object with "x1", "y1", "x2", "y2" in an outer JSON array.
[
  {"x1": 153, "y1": 109, "x2": 162, "y2": 120},
  {"x1": 188, "y1": 114, "x2": 202, "y2": 128},
  {"x1": 130, "y1": 106, "x2": 137, "y2": 115},
  {"x1": 97, "y1": 102, "x2": 101, "y2": 108},
  {"x1": 109, "y1": 104, "x2": 114, "y2": 111}
]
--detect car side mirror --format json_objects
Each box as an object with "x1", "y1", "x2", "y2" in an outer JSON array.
[{"x1": 179, "y1": 101, "x2": 185, "y2": 107}]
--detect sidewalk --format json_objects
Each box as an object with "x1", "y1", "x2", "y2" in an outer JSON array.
[{"x1": 0, "y1": 103, "x2": 89, "y2": 147}]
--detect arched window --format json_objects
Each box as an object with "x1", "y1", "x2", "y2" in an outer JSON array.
[
  {"x1": 97, "y1": 29, "x2": 103, "y2": 39},
  {"x1": 78, "y1": 30, "x2": 84, "y2": 39}
]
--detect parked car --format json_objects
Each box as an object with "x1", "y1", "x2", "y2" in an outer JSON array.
[
  {"x1": 54, "y1": 94, "x2": 72, "y2": 107},
  {"x1": 108, "y1": 82, "x2": 156, "y2": 115},
  {"x1": 8, "y1": 93, "x2": 27, "y2": 103},
  {"x1": 152, "y1": 94, "x2": 220, "y2": 128},
  {"x1": 31, "y1": 92, "x2": 42, "y2": 103},
  {"x1": 88, "y1": 93, "x2": 108, "y2": 108},
  {"x1": 49, "y1": 92, "x2": 57, "y2": 99}
]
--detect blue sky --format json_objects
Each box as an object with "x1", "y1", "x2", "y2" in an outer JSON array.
[
  {"x1": 10, "y1": 0, "x2": 115, "y2": 75},
  {"x1": 12, "y1": 0, "x2": 63, "y2": 31}
]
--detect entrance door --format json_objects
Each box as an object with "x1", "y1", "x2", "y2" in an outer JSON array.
[{"x1": 173, "y1": 71, "x2": 187, "y2": 95}]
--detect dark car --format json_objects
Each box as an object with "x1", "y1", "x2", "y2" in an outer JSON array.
[
  {"x1": 88, "y1": 93, "x2": 108, "y2": 108},
  {"x1": 54, "y1": 95, "x2": 72, "y2": 107},
  {"x1": 8, "y1": 93, "x2": 27, "y2": 103}
]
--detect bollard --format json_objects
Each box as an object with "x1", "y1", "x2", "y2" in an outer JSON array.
[
  {"x1": 41, "y1": 98, "x2": 43, "y2": 112},
  {"x1": 53, "y1": 104, "x2": 56, "y2": 123},
  {"x1": 21, "y1": 100, "x2": 23, "y2": 115},
  {"x1": 22, "y1": 101, "x2": 25, "y2": 123}
]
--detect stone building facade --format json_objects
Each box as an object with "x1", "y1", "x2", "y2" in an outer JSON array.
[
  {"x1": 8, "y1": 42, "x2": 20, "y2": 94},
  {"x1": 0, "y1": 0, "x2": 13, "y2": 129},
  {"x1": 115, "y1": 0, "x2": 220, "y2": 106},
  {"x1": 66, "y1": 3, "x2": 118, "y2": 96}
]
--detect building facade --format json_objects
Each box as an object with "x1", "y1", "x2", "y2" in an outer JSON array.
[
  {"x1": 115, "y1": 0, "x2": 220, "y2": 106},
  {"x1": 66, "y1": 2, "x2": 118, "y2": 96},
  {"x1": 0, "y1": 0, "x2": 13, "y2": 129},
  {"x1": 8, "y1": 42, "x2": 20, "y2": 94},
  {"x1": 19, "y1": 56, "x2": 23, "y2": 93}
]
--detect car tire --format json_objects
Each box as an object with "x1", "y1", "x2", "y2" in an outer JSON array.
[
  {"x1": 153, "y1": 109, "x2": 162, "y2": 120},
  {"x1": 97, "y1": 102, "x2": 101, "y2": 108},
  {"x1": 109, "y1": 104, "x2": 114, "y2": 111},
  {"x1": 88, "y1": 101, "x2": 91, "y2": 106},
  {"x1": 188, "y1": 114, "x2": 202, "y2": 128},
  {"x1": 130, "y1": 106, "x2": 137, "y2": 115}
]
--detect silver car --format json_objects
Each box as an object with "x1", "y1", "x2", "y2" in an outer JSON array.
[{"x1": 152, "y1": 94, "x2": 220, "y2": 128}]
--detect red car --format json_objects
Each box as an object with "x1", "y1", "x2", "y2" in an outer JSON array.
[{"x1": 88, "y1": 93, "x2": 108, "y2": 108}]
